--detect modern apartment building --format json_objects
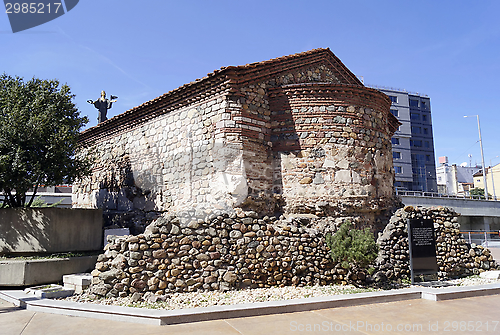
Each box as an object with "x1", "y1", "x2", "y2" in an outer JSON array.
[{"x1": 373, "y1": 87, "x2": 437, "y2": 192}]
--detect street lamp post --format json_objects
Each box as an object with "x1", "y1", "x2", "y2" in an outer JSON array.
[{"x1": 464, "y1": 115, "x2": 489, "y2": 200}]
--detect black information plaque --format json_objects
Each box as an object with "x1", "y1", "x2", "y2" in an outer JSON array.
[{"x1": 407, "y1": 218, "x2": 438, "y2": 282}]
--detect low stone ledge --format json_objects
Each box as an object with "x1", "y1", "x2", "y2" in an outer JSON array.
[
  {"x1": 63, "y1": 273, "x2": 92, "y2": 294},
  {"x1": 24, "y1": 284, "x2": 74, "y2": 299},
  {"x1": 421, "y1": 283, "x2": 500, "y2": 301},
  {"x1": 0, "y1": 288, "x2": 422, "y2": 326}
]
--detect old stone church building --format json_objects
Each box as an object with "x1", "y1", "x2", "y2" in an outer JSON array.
[{"x1": 74, "y1": 48, "x2": 400, "y2": 232}]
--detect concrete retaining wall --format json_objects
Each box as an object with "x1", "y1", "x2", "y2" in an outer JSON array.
[
  {"x1": 0, "y1": 208, "x2": 103, "y2": 254},
  {"x1": 0, "y1": 255, "x2": 98, "y2": 286}
]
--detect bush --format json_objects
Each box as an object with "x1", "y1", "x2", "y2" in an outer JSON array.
[
  {"x1": 326, "y1": 221, "x2": 378, "y2": 269},
  {"x1": 30, "y1": 196, "x2": 63, "y2": 208}
]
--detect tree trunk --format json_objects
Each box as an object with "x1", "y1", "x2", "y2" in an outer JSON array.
[{"x1": 26, "y1": 184, "x2": 39, "y2": 207}]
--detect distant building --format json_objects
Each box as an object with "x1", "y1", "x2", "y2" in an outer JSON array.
[
  {"x1": 372, "y1": 86, "x2": 437, "y2": 192},
  {"x1": 436, "y1": 157, "x2": 480, "y2": 196},
  {"x1": 0, "y1": 185, "x2": 72, "y2": 208},
  {"x1": 473, "y1": 162, "x2": 500, "y2": 200}
]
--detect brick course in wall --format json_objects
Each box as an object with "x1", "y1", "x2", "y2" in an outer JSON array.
[{"x1": 266, "y1": 84, "x2": 399, "y2": 228}]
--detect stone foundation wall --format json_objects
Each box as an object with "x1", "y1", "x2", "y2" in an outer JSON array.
[
  {"x1": 86, "y1": 206, "x2": 498, "y2": 299},
  {"x1": 89, "y1": 211, "x2": 351, "y2": 298},
  {"x1": 374, "y1": 206, "x2": 498, "y2": 282}
]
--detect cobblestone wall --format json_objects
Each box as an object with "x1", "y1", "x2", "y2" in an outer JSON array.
[
  {"x1": 374, "y1": 206, "x2": 498, "y2": 282},
  {"x1": 87, "y1": 206, "x2": 498, "y2": 299},
  {"x1": 89, "y1": 210, "x2": 354, "y2": 298}
]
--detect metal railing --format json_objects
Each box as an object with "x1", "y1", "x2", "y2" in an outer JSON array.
[
  {"x1": 461, "y1": 231, "x2": 500, "y2": 247},
  {"x1": 396, "y1": 190, "x2": 498, "y2": 201},
  {"x1": 0, "y1": 192, "x2": 72, "y2": 207}
]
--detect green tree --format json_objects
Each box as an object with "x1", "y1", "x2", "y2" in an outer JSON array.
[
  {"x1": 0, "y1": 74, "x2": 91, "y2": 207},
  {"x1": 470, "y1": 188, "x2": 491, "y2": 199},
  {"x1": 326, "y1": 221, "x2": 378, "y2": 270}
]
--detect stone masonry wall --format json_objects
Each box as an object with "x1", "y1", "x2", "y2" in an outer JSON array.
[
  {"x1": 89, "y1": 210, "x2": 356, "y2": 298},
  {"x1": 374, "y1": 206, "x2": 498, "y2": 282},
  {"x1": 213, "y1": 63, "x2": 349, "y2": 212},
  {"x1": 87, "y1": 206, "x2": 498, "y2": 299},
  {"x1": 74, "y1": 95, "x2": 244, "y2": 233},
  {"x1": 268, "y1": 84, "x2": 397, "y2": 230},
  {"x1": 74, "y1": 51, "x2": 400, "y2": 233}
]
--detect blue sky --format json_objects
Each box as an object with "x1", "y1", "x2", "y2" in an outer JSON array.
[{"x1": 2, "y1": 0, "x2": 500, "y2": 168}]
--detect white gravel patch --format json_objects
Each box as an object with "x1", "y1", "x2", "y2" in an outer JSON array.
[
  {"x1": 444, "y1": 276, "x2": 500, "y2": 287},
  {"x1": 63, "y1": 284, "x2": 379, "y2": 310},
  {"x1": 60, "y1": 275, "x2": 500, "y2": 310}
]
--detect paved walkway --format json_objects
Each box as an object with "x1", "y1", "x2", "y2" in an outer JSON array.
[
  {"x1": 2, "y1": 294, "x2": 500, "y2": 335},
  {"x1": 488, "y1": 247, "x2": 500, "y2": 262}
]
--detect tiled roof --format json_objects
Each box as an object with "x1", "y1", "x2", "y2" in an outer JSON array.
[{"x1": 79, "y1": 48, "x2": 362, "y2": 143}]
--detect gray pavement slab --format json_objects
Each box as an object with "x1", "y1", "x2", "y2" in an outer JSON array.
[
  {"x1": 1, "y1": 284, "x2": 500, "y2": 334},
  {"x1": 0, "y1": 287, "x2": 425, "y2": 326}
]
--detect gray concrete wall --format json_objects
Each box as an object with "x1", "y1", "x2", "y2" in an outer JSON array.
[
  {"x1": 0, "y1": 208, "x2": 103, "y2": 254},
  {"x1": 458, "y1": 216, "x2": 500, "y2": 231},
  {"x1": 400, "y1": 196, "x2": 500, "y2": 217},
  {"x1": 0, "y1": 255, "x2": 98, "y2": 286}
]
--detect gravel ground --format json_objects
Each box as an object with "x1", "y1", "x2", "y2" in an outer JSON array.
[{"x1": 61, "y1": 275, "x2": 500, "y2": 310}]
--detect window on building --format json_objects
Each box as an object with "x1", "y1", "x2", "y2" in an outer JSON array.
[
  {"x1": 393, "y1": 152, "x2": 401, "y2": 159},
  {"x1": 391, "y1": 137, "x2": 400, "y2": 145},
  {"x1": 411, "y1": 126, "x2": 421, "y2": 134},
  {"x1": 422, "y1": 114, "x2": 428, "y2": 122},
  {"x1": 411, "y1": 140, "x2": 422, "y2": 147},
  {"x1": 409, "y1": 99, "x2": 419, "y2": 107},
  {"x1": 410, "y1": 113, "x2": 420, "y2": 121},
  {"x1": 426, "y1": 155, "x2": 431, "y2": 162},
  {"x1": 390, "y1": 109, "x2": 399, "y2": 117},
  {"x1": 424, "y1": 141, "x2": 430, "y2": 148},
  {"x1": 421, "y1": 101, "x2": 427, "y2": 109},
  {"x1": 389, "y1": 96, "x2": 397, "y2": 103},
  {"x1": 411, "y1": 154, "x2": 425, "y2": 162},
  {"x1": 423, "y1": 128, "x2": 429, "y2": 135},
  {"x1": 394, "y1": 166, "x2": 403, "y2": 174}
]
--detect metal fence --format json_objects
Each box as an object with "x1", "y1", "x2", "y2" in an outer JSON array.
[
  {"x1": 396, "y1": 190, "x2": 498, "y2": 201},
  {"x1": 460, "y1": 231, "x2": 500, "y2": 247}
]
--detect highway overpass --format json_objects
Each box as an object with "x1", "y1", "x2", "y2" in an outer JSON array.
[{"x1": 398, "y1": 191, "x2": 500, "y2": 233}]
